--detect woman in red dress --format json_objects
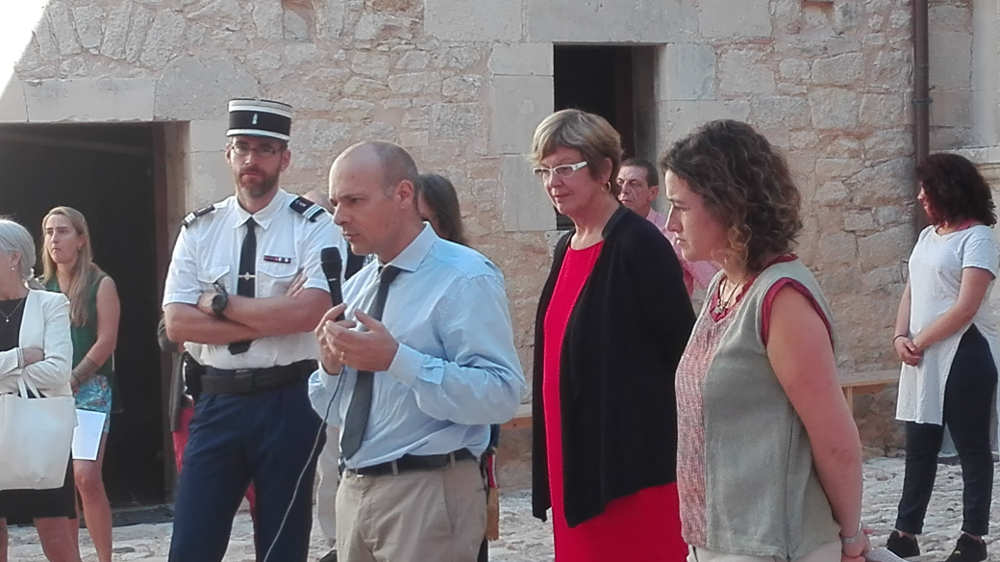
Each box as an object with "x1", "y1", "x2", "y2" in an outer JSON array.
[{"x1": 529, "y1": 109, "x2": 695, "y2": 561}]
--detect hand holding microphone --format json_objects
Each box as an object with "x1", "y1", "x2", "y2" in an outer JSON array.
[{"x1": 316, "y1": 247, "x2": 399, "y2": 374}]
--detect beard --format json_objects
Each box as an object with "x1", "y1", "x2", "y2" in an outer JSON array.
[{"x1": 236, "y1": 166, "x2": 280, "y2": 199}]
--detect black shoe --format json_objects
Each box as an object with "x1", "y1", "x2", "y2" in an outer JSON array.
[
  {"x1": 944, "y1": 534, "x2": 987, "y2": 562},
  {"x1": 886, "y1": 530, "x2": 920, "y2": 558},
  {"x1": 319, "y1": 547, "x2": 337, "y2": 562}
]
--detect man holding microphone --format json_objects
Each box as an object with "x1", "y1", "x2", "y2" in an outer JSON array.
[{"x1": 309, "y1": 141, "x2": 525, "y2": 562}]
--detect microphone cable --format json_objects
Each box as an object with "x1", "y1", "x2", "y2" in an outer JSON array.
[{"x1": 262, "y1": 366, "x2": 344, "y2": 562}]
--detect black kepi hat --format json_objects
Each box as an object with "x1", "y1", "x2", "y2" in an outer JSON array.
[{"x1": 227, "y1": 98, "x2": 292, "y2": 142}]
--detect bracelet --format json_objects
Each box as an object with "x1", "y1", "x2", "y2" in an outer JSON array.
[
  {"x1": 840, "y1": 520, "x2": 864, "y2": 546},
  {"x1": 16, "y1": 347, "x2": 23, "y2": 369},
  {"x1": 892, "y1": 334, "x2": 907, "y2": 344}
]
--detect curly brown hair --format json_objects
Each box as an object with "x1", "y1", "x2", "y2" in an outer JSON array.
[
  {"x1": 916, "y1": 153, "x2": 996, "y2": 226},
  {"x1": 659, "y1": 120, "x2": 802, "y2": 272}
]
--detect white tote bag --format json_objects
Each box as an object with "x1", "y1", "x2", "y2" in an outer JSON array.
[{"x1": 0, "y1": 375, "x2": 76, "y2": 490}]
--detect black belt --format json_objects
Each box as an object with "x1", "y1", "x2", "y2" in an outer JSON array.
[
  {"x1": 201, "y1": 360, "x2": 316, "y2": 395},
  {"x1": 343, "y1": 449, "x2": 476, "y2": 477}
]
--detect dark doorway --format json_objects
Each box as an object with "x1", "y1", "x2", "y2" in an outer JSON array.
[
  {"x1": 0, "y1": 123, "x2": 165, "y2": 506},
  {"x1": 553, "y1": 45, "x2": 654, "y2": 229}
]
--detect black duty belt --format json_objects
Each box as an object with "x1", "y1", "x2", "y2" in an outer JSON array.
[
  {"x1": 343, "y1": 449, "x2": 476, "y2": 477},
  {"x1": 201, "y1": 360, "x2": 316, "y2": 395}
]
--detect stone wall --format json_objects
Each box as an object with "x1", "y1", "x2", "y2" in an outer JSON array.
[{"x1": 0, "y1": 0, "x2": 989, "y2": 473}]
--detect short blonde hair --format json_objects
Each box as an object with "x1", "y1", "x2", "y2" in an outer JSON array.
[{"x1": 530, "y1": 109, "x2": 624, "y2": 196}]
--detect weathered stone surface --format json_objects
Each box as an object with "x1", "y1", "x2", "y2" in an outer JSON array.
[
  {"x1": 859, "y1": 93, "x2": 905, "y2": 128},
  {"x1": 817, "y1": 231, "x2": 858, "y2": 265},
  {"x1": 700, "y1": 0, "x2": 771, "y2": 37},
  {"x1": 387, "y1": 71, "x2": 439, "y2": 95},
  {"x1": 501, "y1": 155, "x2": 553, "y2": 232},
  {"x1": 843, "y1": 210, "x2": 877, "y2": 232},
  {"x1": 330, "y1": 98, "x2": 376, "y2": 122},
  {"x1": 810, "y1": 52, "x2": 864, "y2": 86},
  {"x1": 0, "y1": 80, "x2": 27, "y2": 122},
  {"x1": 396, "y1": 50, "x2": 430, "y2": 71},
  {"x1": 124, "y1": 5, "x2": 155, "y2": 64},
  {"x1": 351, "y1": 51, "x2": 391, "y2": 79},
  {"x1": 808, "y1": 87, "x2": 859, "y2": 129},
  {"x1": 657, "y1": 99, "x2": 751, "y2": 147},
  {"x1": 657, "y1": 43, "x2": 715, "y2": 101},
  {"x1": 815, "y1": 158, "x2": 858, "y2": 181},
  {"x1": 24, "y1": 77, "x2": 155, "y2": 122},
  {"x1": 45, "y1": 1, "x2": 81, "y2": 56},
  {"x1": 929, "y1": 31, "x2": 972, "y2": 88},
  {"x1": 719, "y1": 49, "x2": 775, "y2": 94},
  {"x1": 426, "y1": 0, "x2": 520, "y2": 41},
  {"x1": 442, "y1": 74, "x2": 482, "y2": 101},
  {"x1": 751, "y1": 96, "x2": 811, "y2": 129},
  {"x1": 314, "y1": 0, "x2": 346, "y2": 40},
  {"x1": 282, "y1": 8, "x2": 310, "y2": 42},
  {"x1": 488, "y1": 43, "x2": 552, "y2": 76},
  {"x1": 140, "y1": 10, "x2": 186, "y2": 69},
  {"x1": 343, "y1": 76, "x2": 389, "y2": 98},
  {"x1": 858, "y1": 223, "x2": 914, "y2": 272},
  {"x1": 929, "y1": 90, "x2": 972, "y2": 128},
  {"x1": 188, "y1": 120, "x2": 228, "y2": 153},
  {"x1": 354, "y1": 13, "x2": 413, "y2": 42},
  {"x1": 250, "y1": 2, "x2": 283, "y2": 39},
  {"x1": 71, "y1": 6, "x2": 104, "y2": 51},
  {"x1": 490, "y1": 75, "x2": 553, "y2": 154},
  {"x1": 814, "y1": 181, "x2": 850, "y2": 206},
  {"x1": 155, "y1": 56, "x2": 259, "y2": 120},
  {"x1": 864, "y1": 129, "x2": 912, "y2": 162},
  {"x1": 778, "y1": 57, "x2": 810, "y2": 82},
  {"x1": 526, "y1": 0, "x2": 697, "y2": 42},
  {"x1": 430, "y1": 102, "x2": 482, "y2": 140}
]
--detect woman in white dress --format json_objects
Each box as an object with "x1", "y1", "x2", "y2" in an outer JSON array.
[{"x1": 888, "y1": 153, "x2": 998, "y2": 562}]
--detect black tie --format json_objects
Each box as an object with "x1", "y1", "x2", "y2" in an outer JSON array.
[
  {"x1": 229, "y1": 218, "x2": 256, "y2": 355},
  {"x1": 340, "y1": 265, "x2": 401, "y2": 460}
]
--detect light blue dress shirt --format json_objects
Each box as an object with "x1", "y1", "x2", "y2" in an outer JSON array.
[{"x1": 308, "y1": 224, "x2": 526, "y2": 469}]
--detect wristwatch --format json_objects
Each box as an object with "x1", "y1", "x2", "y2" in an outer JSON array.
[{"x1": 210, "y1": 281, "x2": 229, "y2": 318}]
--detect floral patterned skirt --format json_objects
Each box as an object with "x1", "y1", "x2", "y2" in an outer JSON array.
[{"x1": 76, "y1": 374, "x2": 112, "y2": 433}]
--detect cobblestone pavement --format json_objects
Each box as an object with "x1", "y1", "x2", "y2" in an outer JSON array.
[{"x1": 5, "y1": 456, "x2": 998, "y2": 561}]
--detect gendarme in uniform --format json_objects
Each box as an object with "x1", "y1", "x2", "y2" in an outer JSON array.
[{"x1": 162, "y1": 98, "x2": 344, "y2": 561}]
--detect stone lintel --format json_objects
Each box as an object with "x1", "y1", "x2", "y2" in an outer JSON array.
[{"x1": 23, "y1": 77, "x2": 155, "y2": 122}]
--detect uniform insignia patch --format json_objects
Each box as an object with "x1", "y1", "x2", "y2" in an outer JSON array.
[
  {"x1": 263, "y1": 255, "x2": 293, "y2": 264},
  {"x1": 181, "y1": 205, "x2": 216, "y2": 228}
]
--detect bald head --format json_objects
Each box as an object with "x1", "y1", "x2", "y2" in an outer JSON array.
[
  {"x1": 333, "y1": 141, "x2": 418, "y2": 193},
  {"x1": 328, "y1": 141, "x2": 424, "y2": 262}
]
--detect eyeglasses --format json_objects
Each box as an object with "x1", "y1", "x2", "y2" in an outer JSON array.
[
  {"x1": 532, "y1": 161, "x2": 588, "y2": 182},
  {"x1": 229, "y1": 141, "x2": 284, "y2": 159}
]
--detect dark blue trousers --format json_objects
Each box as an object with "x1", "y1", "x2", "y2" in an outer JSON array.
[{"x1": 168, "y1": 380, "x2": 325, "y2": 562}]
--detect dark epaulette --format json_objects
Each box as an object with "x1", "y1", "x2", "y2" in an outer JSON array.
[
  {"x1": 289, "y1": 196, "x2": 327, "y2": 222},
  {"x1": 181, "y1": 205, "x2": 216, "y2": 228}
]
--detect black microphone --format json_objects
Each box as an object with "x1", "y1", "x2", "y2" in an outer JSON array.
[{"x1": 320, "y1": 247, "x2": 345, "y2": 321}]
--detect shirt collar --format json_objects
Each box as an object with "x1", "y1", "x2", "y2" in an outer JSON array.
[
  {"x1": 380, "y1": 222, "x2": 438, "y2": 273},
  {"x1": 232, "y1": 188, "x2": 288, "y2": 230}
]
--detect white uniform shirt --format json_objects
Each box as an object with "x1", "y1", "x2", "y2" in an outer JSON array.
[
  {"x1": 897, "y1": 224, "x2": 1000, "y2": 424},
  {"x1": 163, "y1": 188, "x2": 346, "y2": 369}
]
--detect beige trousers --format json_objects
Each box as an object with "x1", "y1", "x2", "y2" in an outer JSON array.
[
  {"x1": 687, "y1": 541, "x2": 841, "y2": 562},
  {"x1": 315, "y1": 424, "x2": 340, "y2": 544},
  {"x1": 336, "y1": 457, "x2": 485, "y2": 562}
]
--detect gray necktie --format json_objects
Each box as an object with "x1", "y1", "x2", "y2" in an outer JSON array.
[{"x1": 340, "y1": 265, "x2": 401, "y2": 460}]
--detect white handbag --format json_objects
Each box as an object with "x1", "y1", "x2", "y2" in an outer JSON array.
[{"x1": 0, "y1": 375, "x2": 76, "y2": 490}]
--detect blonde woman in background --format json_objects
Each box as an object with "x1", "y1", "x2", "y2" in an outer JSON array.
[{"x1": 41, "y1": 207, "x2": 119, "y2": 562}]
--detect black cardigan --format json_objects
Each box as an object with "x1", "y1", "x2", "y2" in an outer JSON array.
[{"x1": 531, "y1": 206, "x2": 696, "y2": 526}]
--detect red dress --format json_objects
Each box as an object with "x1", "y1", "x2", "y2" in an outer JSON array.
[{"x1": 542, "y1": 241, "x2": 686, "y2": 561}]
